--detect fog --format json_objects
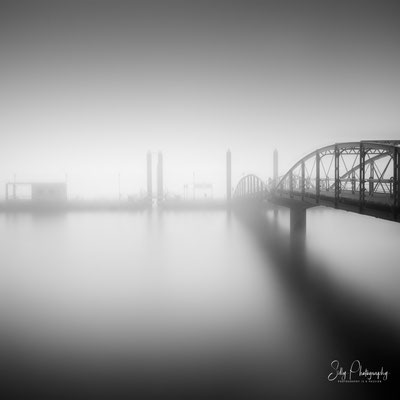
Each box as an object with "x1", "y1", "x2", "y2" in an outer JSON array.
[
  {"x1": 1, "y1": 0, "x2": 400, "y2": 198},
  {"x1": 0, "y1": 1, "x2": 399, "y2": 398}
]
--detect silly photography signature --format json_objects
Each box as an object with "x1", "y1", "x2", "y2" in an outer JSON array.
[{"x1": 328, "y1": 360, "x2": 389, "y2": 383}]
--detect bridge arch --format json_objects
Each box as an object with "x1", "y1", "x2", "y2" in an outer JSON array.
[
  {"x1": 231, "y1": 141, "x2": 399, "y2": 221},
  {"x1": 274, "y1": 140, "x2": 399, "y2": 220},
  {"x1": 233, "y1": 174, "x2": 267, "y2": 199}
]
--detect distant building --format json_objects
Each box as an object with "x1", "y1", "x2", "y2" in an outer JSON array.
[
  {"x1": 31, "y1": 183, "x2": 67, "y2": 202},
  {"x1": 183, "y1": 183, "x2": 214, "y2": 199},
  {"x1": 6, "y1": 182, "x2": 67, "y2": 202}
]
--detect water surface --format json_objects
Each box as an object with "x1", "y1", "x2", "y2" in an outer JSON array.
[{"x1": 0, "y1": 209, "x2": 398, "y2": 399}]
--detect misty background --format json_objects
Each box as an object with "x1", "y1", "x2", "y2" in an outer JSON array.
[{"x1": 1, "y1": 0, "x2": 399, "y2": 198}]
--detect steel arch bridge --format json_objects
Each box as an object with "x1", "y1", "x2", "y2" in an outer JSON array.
[
  {"x1": 233, "y1": 140, "x2": 400, "y2": 222},
  {"x1": 233, "y1": 174, "x2": 268, "y2": 199}
]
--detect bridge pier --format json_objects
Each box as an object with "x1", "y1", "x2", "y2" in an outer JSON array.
[{"x1": 290, "y1": 206, "x2": 307, "y2": 261}]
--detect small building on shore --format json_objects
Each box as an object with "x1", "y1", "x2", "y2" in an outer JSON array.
[{"x1": 5, "y1": 182, "x2": 67, "y2": 202}]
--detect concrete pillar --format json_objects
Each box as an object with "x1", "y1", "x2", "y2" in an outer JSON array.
[
  {"x1": 147, "y1": 151, "x2": 152, "y2": 202},
  {"x1": 226, "y1": 150, "x2": 231, "y2": 202},
  {"x1": 290, "y1": 207, "x2": 307, "y2": 260},
  {"x1": 157, "y1": 152, "x2": 163, "y2": 203}
]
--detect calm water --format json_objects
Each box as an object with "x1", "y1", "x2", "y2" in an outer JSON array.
[{"x1": 0, "y1": 209, "x2": 398, "y2": 399}]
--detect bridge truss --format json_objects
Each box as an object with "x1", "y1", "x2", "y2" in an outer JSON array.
[
  {"x1": 233, "y1": 174, "x2": 268, "y2": 199},
  {"x1": 233, "y1": 141, "x2": 400, "y2": 222}
]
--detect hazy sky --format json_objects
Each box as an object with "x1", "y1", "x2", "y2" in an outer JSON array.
[{"x1": 1, "y1": 0, "x2": 399, "y2": 197}]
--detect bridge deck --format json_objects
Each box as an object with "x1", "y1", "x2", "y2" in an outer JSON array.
[{"x1": 271, "y1": 189, "x2": 398, "y2": 222}]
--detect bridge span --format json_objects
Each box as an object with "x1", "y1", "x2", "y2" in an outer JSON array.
[{"x1": 232, "y1": 140, "x2": 400, "y2": 255}]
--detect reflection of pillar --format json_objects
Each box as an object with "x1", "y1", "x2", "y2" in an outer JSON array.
[
  {"x1": 226, "y1": 150, "x2": 231, "y2": 202},
  {"x1": 157, "y1": 152, "x2": 163, "y2": 202},
  {"x1": 147, "y1": 151, "x2": 152, "y2": 201},
  {"x1": 290, "y1": 207, "x2": 306, "y2": 259},
  {"x1": 5, "y1": 184, "x2": 8, "y2": 201},
  {"x1": 273, "y1": 149, "x2": 278, "y2": 187}
]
